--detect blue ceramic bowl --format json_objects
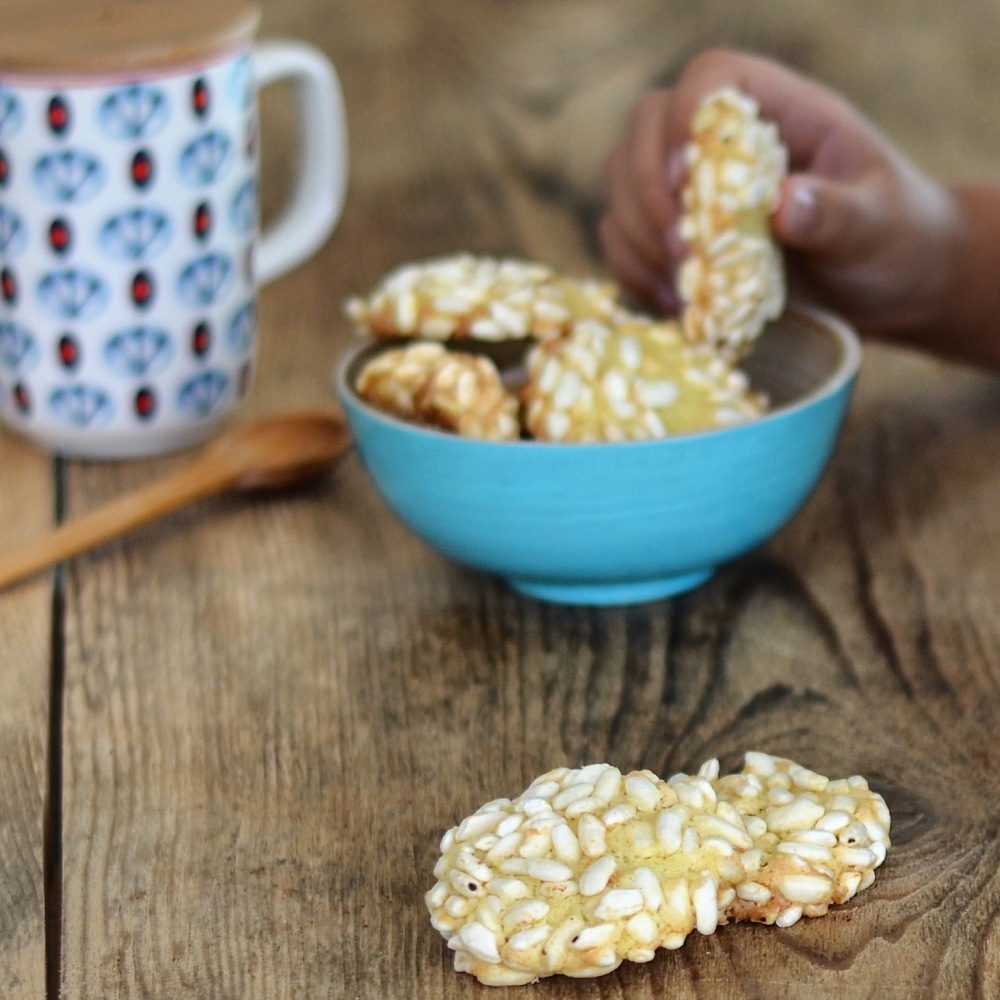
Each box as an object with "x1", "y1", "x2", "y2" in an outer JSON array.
[{"x1": 335, "y1": 306, "x2": 861, "y2": 605}]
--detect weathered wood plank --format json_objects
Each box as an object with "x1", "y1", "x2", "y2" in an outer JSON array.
[{"x1": 0, "y1": 434, "x2": 54, "y2": 999}]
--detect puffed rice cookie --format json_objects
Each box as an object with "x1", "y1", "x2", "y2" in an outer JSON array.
[
  {"x1": 713, "y1": 751, "x2": 892, "y2": 927},
  {"x1": 427, "y1": 753, "x2": 890, "y2": 986},
  {"x1": 521, "y1": 315, "x2": 765, "y2": 442},
  {"x1": 355, "y1": 341, "x2": 520, "y2": 441},
  {"x1": 677, "y1": 87, "x2": 788, "y2": 356},
  {"x1": 344, "y1": 253, "x2": 620, "y2": 342}
]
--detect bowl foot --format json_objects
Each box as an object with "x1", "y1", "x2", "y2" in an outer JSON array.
[{"x1": 508, "y1": 568, "x2": 714, "y2": 606}]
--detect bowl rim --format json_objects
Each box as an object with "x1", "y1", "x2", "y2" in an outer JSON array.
[{"x1": 333, "y1": 302, "x2": 862, "y2": 448}]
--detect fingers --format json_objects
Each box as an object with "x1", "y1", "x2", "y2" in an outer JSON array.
[
  {"x1": 600, "y1": 46, "x2": 960, "y2": 343},
  {"x1": 601, "y1": 47, "x2": 895, "y2": 314},
  {"x1": 598, "y1": 213, "x2": 678, "y2": 312},
  {"x1": 773, "y1": 174, "x2": 883, "y2": 260},
  {"x1": 667, "y1": 49, "x2": 860, "y2": 174},
  {"x1": 600, "y1": 49, "x2": 848, "y2": 306},
  {"x1": 601, "y1": 89, "x2": 679, "y2": 269}
]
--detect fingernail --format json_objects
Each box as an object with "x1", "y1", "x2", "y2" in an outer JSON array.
[
  {"x1": 665, "y1": 148, "x2": 687, "y2": 191},
  {"x1": 664, "y1": 220, "x2": 686, "y2": 260},
  {"x1": 784, "y1": 180, "x2": 819, "y2": 238}
]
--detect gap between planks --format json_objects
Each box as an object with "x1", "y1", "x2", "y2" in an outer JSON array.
[{"x1": 43, "y1": 460, "x2": 66, "y2": 1000}]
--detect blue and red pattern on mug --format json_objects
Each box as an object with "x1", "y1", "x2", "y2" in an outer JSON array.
[{"x1": 0, "y1": 0, "x2": 347, "y2": 458}]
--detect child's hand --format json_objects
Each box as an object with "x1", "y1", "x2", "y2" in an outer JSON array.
[{"x1": 599, "y1": 48, "x2": 963, "y2": 343}]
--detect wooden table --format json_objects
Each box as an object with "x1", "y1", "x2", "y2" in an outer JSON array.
[{"x1": 3, "y1": 1, "x2": 1000, "y2": 997}]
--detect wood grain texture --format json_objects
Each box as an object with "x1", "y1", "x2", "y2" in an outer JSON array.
[
  {"x1": 50, "y1": 0, "x2": 1000, "y2": 998},
  {"x1": 0, "y1": 435, "x2": 53, "y2": 999}
]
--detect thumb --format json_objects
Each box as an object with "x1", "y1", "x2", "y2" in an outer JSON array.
[{"x1": 772, "y1": 174, "x2": 879, "y2": 257}]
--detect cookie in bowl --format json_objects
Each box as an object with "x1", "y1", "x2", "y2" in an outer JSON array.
[
  {"x1": 522, "y1": 315, "x2": 765, "y2": 443},
  {"x1": 344, "y1": 252, "x2": 620, "y2": 343}
]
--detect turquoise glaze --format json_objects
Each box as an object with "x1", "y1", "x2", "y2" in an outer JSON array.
[{"x1": 335, "y1": 306, "x2": 861, "y2": 606}]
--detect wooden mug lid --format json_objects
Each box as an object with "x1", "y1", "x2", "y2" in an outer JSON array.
[{"x1": 0, "y1": 0, "x2": 261, "y2": 77}]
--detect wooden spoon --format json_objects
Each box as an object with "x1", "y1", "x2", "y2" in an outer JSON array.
[{"x1": 0, "y1": 410, "x2": 352, "y2": 591}]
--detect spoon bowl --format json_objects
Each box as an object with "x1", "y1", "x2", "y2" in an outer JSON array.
[{"x1": 200, "y1": 410, "x2": 353, "y2": 491}]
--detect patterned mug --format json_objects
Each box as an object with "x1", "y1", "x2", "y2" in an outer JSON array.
[{"x1": 0, "y1": 1, "x2": 347, "y2": 458}]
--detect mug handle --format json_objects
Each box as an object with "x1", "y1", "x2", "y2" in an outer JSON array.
[{"x1": 252, "y1": 40, "x2": 349, "y2": 286}]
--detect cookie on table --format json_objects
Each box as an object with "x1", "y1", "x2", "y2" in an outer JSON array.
[
  {"x1": 711, "y1": 752, "x2": 892, "y2": 927},
  {"x1": 355, "y1": 340, "x2": 520, "y2": 441},
  {"x1": 426, "y1": 762, "x2": 750, "y2": 985},
  {"x1": 344, "y1": 253, "x2": 620, "y2": 343},
  {"x1": 522, "y1": 315, "x2": 765, "y2": 442},
  {"x1": 427, "y1": 753, "x2": 890, "y2": 986},
  {"x1": 677, "y1": 87, "x2": 787, "y2": 356}
]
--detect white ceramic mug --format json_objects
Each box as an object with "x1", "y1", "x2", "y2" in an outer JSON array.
[{"x1": 0, "y1": 1, "x2": 347, "y2": 458}]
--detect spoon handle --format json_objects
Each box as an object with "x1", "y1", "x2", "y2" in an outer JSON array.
[{"x1": 0, "y1": 454, "x2": 234, "y2": 591}]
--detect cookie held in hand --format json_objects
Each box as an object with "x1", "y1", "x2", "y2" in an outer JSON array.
[{"x1": 677, "y1": 87, "x2": 788, "y2": 356}]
